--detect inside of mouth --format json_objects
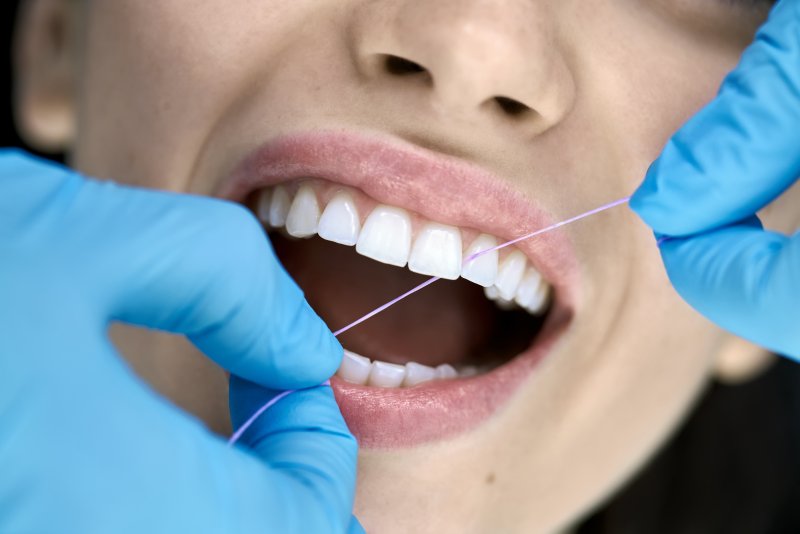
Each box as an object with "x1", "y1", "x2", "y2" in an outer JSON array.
[{"x1": 270, "y1": 232, "x2": 550, "y2": 374}]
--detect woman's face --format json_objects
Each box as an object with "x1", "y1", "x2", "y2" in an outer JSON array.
[{"x1": 16, "y1": 0, "x2": 777, "y2": 531}]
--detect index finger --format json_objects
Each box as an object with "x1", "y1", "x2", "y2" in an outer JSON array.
[
  {"x1": 630, "y1": 0, "x2": 800, "y2": 236},
  {"x1": 99, "y1": 185, "x2": 343, "y2": 390},
  {"x1": 16, "y1": 160, "x2": 345, "y2": 390}
]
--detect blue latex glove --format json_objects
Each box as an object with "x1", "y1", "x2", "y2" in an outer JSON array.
[
  {"x1": 0, "y1": 150, "x2": 362, "y2": 533},
  {"x1": 630, "y1": 0, "x2": 799, "y2": 359}
]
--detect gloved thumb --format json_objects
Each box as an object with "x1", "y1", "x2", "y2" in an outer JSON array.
[{"x1": 228, "y1": 376, "x2": 359, "y2": 532}]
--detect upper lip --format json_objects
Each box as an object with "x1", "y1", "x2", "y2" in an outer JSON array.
[{"x1": 217, "y1": 129, "x2": 579, "y2": 305}]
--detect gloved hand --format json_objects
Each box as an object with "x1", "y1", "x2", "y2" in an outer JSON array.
[
  {"x1": 0, "y1": 150, "x2": 362, "y2": 533},
  {"x1": 630, "y1": 0, "x2": 799, "y2": 359}
]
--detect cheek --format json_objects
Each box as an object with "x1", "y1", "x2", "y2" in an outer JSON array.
[
  {"x1": 569, "y1": 2, "x2": 745, "y2": 191},
  {"x1": 72, "y1": 1, "x2": 316, "y2": 187}
]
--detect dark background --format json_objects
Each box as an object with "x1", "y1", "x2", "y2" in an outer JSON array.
[{"x1": 2, "y1": 2, "x2": 24, "y2": 149}]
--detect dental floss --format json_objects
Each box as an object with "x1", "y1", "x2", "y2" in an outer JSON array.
[
  {"x1": 226, "y1": 385, "x2": 321, "y2": 446},
  {"x1": 228, "y1": 195, "x2": 632, "y2": 446}
]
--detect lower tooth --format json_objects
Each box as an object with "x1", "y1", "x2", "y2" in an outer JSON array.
[
  {"x1": 368, "y1": 361, "x2": 407, "y2": 387},
  {"x1": 337, "y1": 350, "x2": 469, "y2": 387},
  {"x1": 337, "y1": 350, "x2": 372, "y2": 385},
  {"x1": 403, "y1": 361, "x2": 437, "y2": 386},
  {"x1": 435, "y1": 364, "x2": 458, "y2": 380},
  {"x1": 459, "y1": 366, "x2": 479, "y2": 377}
]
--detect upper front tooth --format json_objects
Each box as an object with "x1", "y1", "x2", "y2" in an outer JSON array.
[
  {"x1": 403, "y1": 361, "x2": 437, "y2": 387},
  {"x1": 285, "y1": 184, "x2": 320, "y2": 237},
  {"x1": 268, "y1": 185, "x2": 291, "y2": 227},
  {"x1": 494, "y1": 250, "x2": 527, "y2": 300},
  {"x1": 368, "y1": 361, "x2": 407, "y2": 387},
  {"x1": 461, "y1": 234, "x2": 499, "y2": 287},
  {"x1": 355, "y1": 205, "x2": 412, "y2": 267},
  {"x1": 256, "y1": 189, "x2": 272, "y2": 224},
  {"x1": 318, "y1": 190, "x2": 361, "y2": 246},
  {"x1": 514, "y1": 267, "x2": 543, "y2": 309},
  {"x1": 408, "y1": 223, "x2": 462, "y2": 280},
  {"x1": 337, "y1": 350, "x2": 372, "y2": 385}
]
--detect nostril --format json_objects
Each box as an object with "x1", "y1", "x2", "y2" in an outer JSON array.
[
  {"x1": 383, "y1": 55, "x2": 427, "y2": 76},
  {"x1": 494, "y1": 96, "x2": 532, "y2": 118}
]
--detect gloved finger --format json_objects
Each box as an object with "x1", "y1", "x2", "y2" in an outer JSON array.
[
  {"x1": 658, "y1": 216, "x2": 799, "y2": 358},
  {"x1": 0, "y1": 150, "x2": 341, "y2": 389},
  {"x1": 630, "y1": 0, "x2": 800, "y2": 236},
  {"x1": 0, "y1": 149, "x2": 78, "y2": 236},
  {"x1": 81, "y1": 179, "x2": 340, "y2": 390},
  {"x1": 228, "y1": 376, "x2": 358, "y2": 532}
]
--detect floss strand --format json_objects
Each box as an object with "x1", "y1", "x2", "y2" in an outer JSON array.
[{"x1": 228, "y1": 195, "x2": 631, "y2": 446}]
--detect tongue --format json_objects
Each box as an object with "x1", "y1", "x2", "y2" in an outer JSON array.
[{"x1": 271, "y1": 234, "x2": 496, "y2": 367}]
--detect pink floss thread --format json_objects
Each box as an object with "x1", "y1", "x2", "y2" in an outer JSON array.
[{"x1": 227, "y1": 195, "x2": 632, "y2": 446}]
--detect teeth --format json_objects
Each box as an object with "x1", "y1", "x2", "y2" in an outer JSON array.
[
  {"x1": 256, "y1": 189, "x2": 272, "y2": 223},
  {"x1": 461, "y1": 234, "x2": 498, "y2": 287},
  {"x1": 285, "y1": 184, "x2": 320, "y2": 237},
  {"x1": 403, "y1": 361, "x2": 438, "y2": 387},
  {"x1": 514, "y1": 268, "x2": 543, "y2": 309},
  {"x1": 258, "y1": 183, "x2": 554, "y2": 320},
  {"x1": 485, "y1": 282, "x2": 518, "y2": 310},
  {"x1": 355, "y1": 205, "x2": 412, "y2": 267},
  {"x1": 494, "y1": 250, "x2": 527, "y2": 300},
  {"x1": 524, "y1": 280, "x2": 550, "y2": 315},
  {"x1": 318, "y1": 191, "x2": 361, "y2": 246},
  {"x1": 268, "y1": 185, "x2": 292, "y2": 228},
  {"x1": 435, "y1": 364, "x2": 458, "y2": 380},
  {"x1": 337, "y1": 350, "x2": 373, "y2": 385},
  {"x1": 408, "y1": 222, "x2": 462, "y2": 280},
  {"x1": 496, "y1": 297, "x2": 518, "y2": 311},
  {"x1": 367, "y1": 361, "x2": 407, "y2": 388},
  {"x1": 459, "y1": 365, "x2": 479, "y2": 377},
  {"x1": 336, "y1": 351, "x2": 476, "y2": 387}
]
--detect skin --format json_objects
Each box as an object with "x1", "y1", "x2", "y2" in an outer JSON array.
[{"x1": 14, "y1": 0, "x2": 798, "y2": 532}]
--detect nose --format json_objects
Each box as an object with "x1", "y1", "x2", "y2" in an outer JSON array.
[{"x1": 349, "y1": 0, "x2": 576, "y2": 135}]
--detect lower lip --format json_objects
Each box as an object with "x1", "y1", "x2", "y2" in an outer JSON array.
[{"x1": 331, "y1": 307, "x2": 571, "y2": 449}]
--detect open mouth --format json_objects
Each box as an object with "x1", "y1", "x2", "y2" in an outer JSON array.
[
  {"x1": 220, "y1": 131, "x2": 576, "y2": 448},
  {"x1": 248, "y1": 180, "x2": 552, "y2": 386}
]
